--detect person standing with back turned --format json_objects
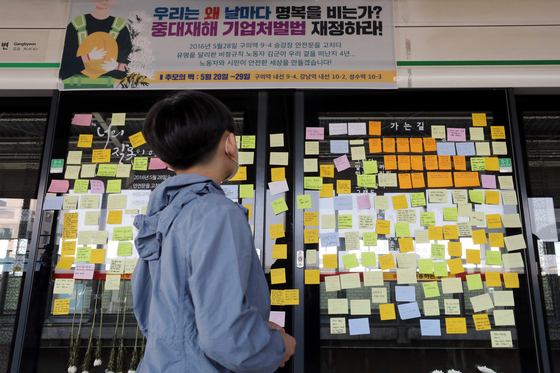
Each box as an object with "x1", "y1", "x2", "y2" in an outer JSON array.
[{"x1": 131, "y1": 90, "x2": 296, "y2": 372}]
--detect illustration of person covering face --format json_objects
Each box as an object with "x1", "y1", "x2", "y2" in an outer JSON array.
[{"x1": 59, "y1": 0, "x2": 132, "y2": 88}]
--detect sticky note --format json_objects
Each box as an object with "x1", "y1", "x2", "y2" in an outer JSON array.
[
  {"x1": 67, "y1": 151, "x2": 83, "y2": 165},
  {"x1": 338, "y1": 215, "x2": 353, "y2": 229},
  {"x1": 446, "y1": 318, "x2": 467, "y2": 334},
  {"x1": 106, "y1": 210, "x2": 123, "y2": 224},
  {"x1": 306, "y1": 127, "x2": 324, "y2": 140},
  {"x1": 376, "y1": 220, "x2": 390, "y2": 235},
  {"x1": 357, "y1": 175, "x2": 376, "y2": 188},
  {"x1": 77, "y1": 134, "x2": 93, "y2": 148},
  {"x1": 398, "y1": 237, "x2": 414, "y2": 252},
  {"x1": 447, "y1": 128, "x2": 466, "y2": 141},
  {"x1": 423, "y1": 300, "x2": 440, "y2": 317},
  {"x1": 62, "y1": 212, "x2": 78, "y2": 240},
  {"x1": 491, "y1": 126, "x2": 506, "y2": 139},
  {"x1": 476, "y1": 142, "x2": 491, "y2": 156},
  {"x1": 486, "y1": 214, "x2": 502, "y2": 229},
  {"x1": 396, "y1": 286, "x2": 416, "y2": 302},
  {"x1": 363, "y1": 233, "x2": 377, "y2": 247},
  {"x1": 350, "y1": 299, "x2": 371, "y2": 316},
  {"x1": 438, "y1": 155, "x2": 452, "y2": 170},
  {"x1": 491, "y1": 331, "x2": 513, "y2": 348},
  {"x1": 472, "y1": 314, "x2": 492, "y2": 331},
  {"x1": 494, "y1": 310, "x2": 515, "y2": 326},
  {"x1": 379, "y1": 304, "x2": 396, "y2": 321},
  {"x1": 471, "y1": 229, "x2": 487, "y2": 245},
  {"x1": 304, "y1": 229, "x2": 318, "y2": 244},
  {"x1": 53, "y1": 298, "x2": 71, "y2": 315},
  {"x1": 378, "y1": 253, "x2": 396, "y2": 271},
  {"x1": 319, "y1": 183, "x2": 334, "y2": 198},
  {"x1": 441, "y1": 278, "x2": 463, "y2": 294},
  {"x1": 374, "y1": 196, "x2": 389, "y2": 210},
  {"x1": 305, "y1": 141, "x2": 319, "y2": 155},
  {"x1": 454, "y1": 172, "x2": 480, "y2": 188},
  {"x1": 361, "y1": 252, "x2": 376, "y2": 267},
  {"x1": 84, "y1": 210, "x2": 100, "y2": 225},
  {"x1": 92, "y1": 149, "x2": 111, "y2": 163},
  {"x1": 428, "y1": 189, "x2": 448, "y2": 203},
  {"x1": 74, "y1": 263, "x2": 95, "y2": 279},
  {"x1": 340, "y1": 273, "x2": 361, "y2": 289},
  {"x1": 133, "y1": 157, "x2": 148, "y2": 171},
  {"x1": 369, "y1": 138, "x2": 382, "y2": 153},
  {"x1": 305, "y1": 269, "x2": 320, "y2": 285},
  {"x1": 325, "y1": 275, "x2": 341, "y2": 292},
  {"x1": 431, "y1": 244, "x2": 445, "y2": 259},
  {"x1": 456, "y1": 142, "x2": 476, "y2": 157},
  {"x1": 504, "y1": 234, "x2": 526, "y2": 251},
  {"x1": 271, "y1": 290, "x2": 285, "y2": 305},
  {"x1": 503, "y1": 253, "x2": 524, "y2": 269},
  {"x1": 436, "y1": 143, "x2": 456, "y2": 156},
  {"x1": 108, "y1": 259, "x2": 125, "y2": 274},
  {"x1": 270, "y1": 268, "x2": 286, "y2": 285},
  {"x1": 117, "y1": 242, "x2": 132, "y2": 256},
  {"x1": 369, "y1": 121, "x2": 381, "y2": 135},
  {"x1": 146, "y1": 157, "x2": 165, "y2": 170},
  {"x1": 323, "y1": 254, "x2": 338, "y2": 269},
  {"x1": 307, "y1": 250, "x2": 317, "y2": 265},
  {"x1": 116, "y1": 164, "x2": 131, "y2": 178},
  {"x1": 64, "y1": 165, "x2": 81, "y2": 180},
  {"x1": 330, "y1": 140, "x2": 349, "y2": 154},
  {"x1": 485, "y1": 157, "x2": 500, "y2": 171},
  {"x1": 397, "y1": 268, "x2": 417, "y2": 285},
  {"x1": 384, "y1": 155, "x2": 397, "y2": 170},
  {"x1": 395, "y1": 223, "x2": 410, "y2": 238},
  {"x1": 106, "y1": 180, "x2": 122, "y2": 193},
  {"x1": 363, "y1": 161, "x2": 378, "y2": 174},
  {"x1": 486, "y1": 250, "x2": 502, "y2": 266},
  {"x1": 466, "y1": 273, "x2": 483, "y2": 290},
  {"x1": 333, "y1": 195, "x2": 352, "y2": 210},
  {"x1": 96, "y1": 164, "x2": 117, "y2": 177},
  {"x1": 356, "y1": 195, "x2": 372, "y2": 210},
  {"x1": 330, "y1": 318, "x2": 346, "y2": 334},
  {"x1": 270, "y1": 152, "x2": 289, "y2": 166},
  {"x1": 429, "y1": 227, "x2": 444, "y2": 241},
  {"x1": 270, "y1": 133, "x2": 284, "y2": 147},
  {"x1": 371, "y1": 287, "x2": 387, "y2": 304},
  {"x1": 431, "y1": 125, "x2": 446, "y2": 139},
  {"x1": 466, "y1": 249, "x2": 481, "y2": 264},
  {"x1": 320, "y1": 232, "x2": 340, "y2": 247},
  {"x1": 269, "y1": 223, "x2": 285, "y2": 239},
  {"x1": 129, "y1": 131, "x2": 146, "y2": 148},
  {"x1": 418, "y1": 259, "x2": 433, "y2": 274},
  {"x1": 383, "y1": 138, "x2": 395, "y2": 153},
  {"x1": 469, "y1": 190, "x2": 484, "y2": 204},
  {"x1": 423, "y1": 282, "x2": 440, "y2": 298},
  {"x1": 420, "y1": 212, "x2": 436, "y2": 226},
  {"x1": 351, "y1": 146, "x2": 366, "y2": 161},
  {"x1": 90, "y1": 249, "x2": 106, "y2": 264},
  {"x1": 410, "y1": 193, "x2": 426, "y2": 208},
  {"x1": 445, "y1": 299, "x2": 461, "y2": 315},
  {"x1": 427, "y1": 172, "x2": 453, "y2": 188},
  {"x1": 398, "y1": 302, "x2": 421, "y2": 320},
  {"x1": 485, "y1": 271, "x2": 502, "y2": 287},
  {"x1": 492, "y1": 141, "x2": 508, "y2": 155},
  {"x1": 239, "y1": 184, "x2": 254, "y2": 199},
  {"x1": 470, "y1": 293, "x2": 494, "y2": 313},
  {"x1": 397, "y1": 138, "x2": 410, "y2": 153},
  {"x1": 472, "y1": 113, "x2": 487, "y2": 127},
  {"x1": 348, "y1": 318, "x2": 370, "y2": 335},
  {"x1": 107, "y1": 194, "x2": 127, "y2": 209},
  {"x1": 446, "y1": 257, "x2": 464, "y2": 275},
  {"x1": 378, "y1": 173, "x2": 398, "y2": 187},
  {"x1": 363, "y1": 272, "x2": 383, "y2": 287},
  {"x1": 272, "y1": 244, "x2": 287, "y2": 259},
  {"x1": 493, "y1": 291, "x2": 515, "y2": 307},
  {"x1": 304, "y1": 177, "x2": 323, "y2": 190}
]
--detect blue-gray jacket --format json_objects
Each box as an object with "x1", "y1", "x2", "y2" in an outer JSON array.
[{"x1": 132, "y1": 174, "x2": 285, "y2": 372}]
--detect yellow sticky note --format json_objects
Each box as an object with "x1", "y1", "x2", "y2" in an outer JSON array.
[
  {"x1": 446, "y1": 318, "x2": 467, "y2": 334},
  {"x1": 485, "y1": 271, "x2": 502, "y2": 287},
  {"x1": 466, "y1": 249, "x2": 481, "y2": 264},
  {"x1": 271, "y1": 290, "x2": 285, "y2": 306},
  {"x1": 443, "y1": 225, "x2": 459, "y2": 240},
  {"x1": 485, "y1": 157, "x2": 500, "y2": 171},
  {"x1": 399, "y1": 237, "x2": 414, "y2": 253},
  {"x1": 485, "y1": 191, "x2": 500, "y2": 205},
  {"x1": 284, "y1": 289, "x2": 299, "y2": 305},
  {"x1": 56, "y1": 256, "x2": 74, "y2": 270},
  {"x1": 376, "y1": 220, "x2": 390, "y2": 235},
  {"x1": 304, "y1": 229, "x2": 319, "y2": 244},
  {"x1": 320, "y1": 165, "x2": 335, "y2": 178},
  {"x1": 61, "y1": 241, "x2": 76, "y2": 256},
  {"x1": 351, "y1": 146, "x2": 366, "y2": 160},
  {"x1": 243, "y1": 204, "x2": 252, "y2": 219},
  {"x1": 472, "y1": 229, "x2": 487, "y2": 245},
  {"x1": 272, "y1": 244, "x2": 287, "y2": 259},
  {"x1": 53, "y1": 298, "x2": 71, "y2": 315},
  {"x1": 304, "y1": 212, "x2": 319, "y2": 227},
  {"x1": 133, "y1": 157, "x2": 148, "y2": 171},
  {"x1": 239, "y1": 152, "x2": 255, "y2": 165},
  {"x1": 473, "y1": 314, "x2": 491, "y2": 331},
  {"x1": 77, "y1": 134, "x2": 93, "y2": 148},
  {"x1": 337, "y1": 180, "x2": 351, "y2": 194},
  {"x1": 229, "y1": 166, "x2": 247, "y2": 181},
  {"x1": 489, "y1": 233, "x2": 504, "y2": 248},
  {"x1": 486, "y1": 214, "x2": 502, "y2": 229},
  {"x1": 111, "y1": 112, "x2": 126, "y2": 126},
  {"x1": 269, "y1": 223, "x2": 285, "y2": 239},
  {"x1": 323, "y1": 254, "x2": 338, "y2": 269},
  {"x1": 304, "y1": 158, "x2": 318, "y2": 173},
  {"x1": 270, "y1": 152, "x2": 289, "y2": 165},
  {"x1": 503, "y1": 272, "x2": 519, "y2": 288},
  {"x1": 305, "y1": 269, "x2": 320, "y2": 285},
  {"x1": 379, "y1": 303, "x2": 396, "y2": 320},
  {"x1": 392, "y1": 194, "x2": 408, "y2": 210},
  {"x1": 270, "y1": 268, "x2": 286, "y2": 284},
  {"x1": 129, "y1": 132, "x2": 146, "y2": 148},
  {"x1": 448, "y1": 241, "x2": 462, "y2": 257},
  {"x1": 270, "y1": 133, "x2": 284, "y2": 147},
  {"x1": 107, "y1": 210, "x2": 123, "y2": 224},
  {"x1": 428, "y1": 226, "x2": 443, "y2": 241},
  {"x1": 319, "y1": 183, "x2": 334, "y2": 198},
  {"x1": 491, "y1": 126, "x2": 506, "y2": 140},
  {"x1": 378, "y1": 253, "x2": 396, "y2": 271},
  {"x1": 447, "y1": 258, "x2": 465, "y2": 275},
  {"x1": 472, "y1": 113, "x2": 487, "y2": 127},
  {"x1": 271, "y1": 168, "x2": 286, "y2": 181},
  {"x1": 90, "y1": 249, "x2": 106, "y2": 264}
]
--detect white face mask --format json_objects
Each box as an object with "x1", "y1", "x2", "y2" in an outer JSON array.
[{"x1": 222, "y1": 136, "x2": 239, "y2": 183}]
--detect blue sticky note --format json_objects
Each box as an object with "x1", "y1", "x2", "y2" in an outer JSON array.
[
  {"x1": 455, "y1": 142, "x2": 476, "y2": 156},
  {"x1": 395, "y1": 285, "x2": 416, "y2": 302},
  {"x1": 398, "y1": 302, "x2": 421, "y2": 320},
  {"x1": 348, "y1": 318, "x2": 370, "y2": 336},
  {"x1": 43, "y1": 196, "x2": 64, "y2": 210},
  {"x1": 333, "y1": 196, "x2": 353, "y2": 210},
  {"x1": 320, "y1": 232, "x2": 340, "y2": 247},
  {"x1": 420, "y1": 319, "x2": 441, "y2": 336},
  {"x1": 436, "y1": 142, "x2": 456, "y2": 156},
  {"x1": 330, "y1": 140, "x2": 349, "y2": 154}
]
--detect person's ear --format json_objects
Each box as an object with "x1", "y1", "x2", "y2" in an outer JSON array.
[{"x1": 226, "y1": 132, "x2": 237, "y2": 157}]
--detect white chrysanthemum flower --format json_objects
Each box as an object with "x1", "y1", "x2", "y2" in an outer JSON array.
[
  {"x1": 477, "y1": 367, "x2": 497, "y2": 373},
  {"x1": 83, "y1": 371, "x2": 89, "y2": 373},
  {"x1": 68, "y1": 366, "x2": 77, "y2": 373},
  {"x1": 106, "y1": 370, "x2": 114, "y2": 373},
  {"x1": 448, "y1": 370, "x2": 462, "y2": 373},
  {"x1": 128, "y1": 370, "x2": 136, "y2": 373},
  {"x1": 132, "y1": 36, "x2": 151, "y2": 49},
  {"x1": 94, "y1": 359, "x2": 102, "y2": 366},
  {"x1": 128, "y1": 51, "x2": 156, "y2": 65},
  {"x1": 431, "y1": 371, "x2": 445, "y2": 373}
]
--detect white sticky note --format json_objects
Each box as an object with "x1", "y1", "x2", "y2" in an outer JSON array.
[
  {"x1": 420, "y1": 319, "x2": 441, "y2": 336},
  {"x1": 348, "y1": 318, "x2": 370, "y2": 336},
  {"x1": 329, "y1": 123, "x2": 348, "y2": 136},
  {"x1": 269, "y1": 180, "x2": 289, "y2": 196},
  {"x1": 269, "y1": 311, "x2": 285, "y2": 327},
  {"x1": 347, "y1": 122, "x2": 367, "y2": 135}
]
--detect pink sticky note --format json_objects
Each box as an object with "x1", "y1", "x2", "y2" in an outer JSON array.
[
  {"x1": 148, "y1": 158, "x2": 167, "y2": 170},
  {"x1": 447, "y1": 128, "x2": 466, "y2": 141},
  {"x1": 47, "y1": 179, "x2": 69, "y2": 193},
  {"x1": 333, "y1": 154, "x2": 351, "y2": 172},
  {"x1": 74, "y1": 264, "x2": 95, "y2": 280},
  {"x1": 481, "y1": 174, "x2": 497, "y2": 189},
  {"x1": 90, "y1": 180, "x2": 105, "y2": 194},
  {"x1": 306, "y1": 127, "x2": 324, "y2": 140},
  {"x1": 269, "y1": 311, "x2": 285, "y2": 327},
  {"x1": 356, "y1": 194, "x2": 372, "y2": 210},
  {"x1": 72, "y1": 114, "x2": 93, "y2": 126}
]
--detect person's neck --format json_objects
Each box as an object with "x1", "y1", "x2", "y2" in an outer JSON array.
[
  {"x1": 174, "y1": 164, "x2": 224, "y2": 185},
  {"x1": 91, "y1": 8, "x2": 110, "y2": 20}
]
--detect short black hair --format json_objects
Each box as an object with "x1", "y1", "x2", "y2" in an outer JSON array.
[{"x1": 143, "y1": 91, "x2": 236, "y2": 170}]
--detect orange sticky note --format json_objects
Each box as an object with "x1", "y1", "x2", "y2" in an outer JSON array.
[
  {"x1": 378, "y1": 254, "x2": 396, "y2": 271},
  {"x1": 376, "y1": 220, "x2": 391, "y2": 235},
  {"x1": 448, "y1": 241, "x2": 462, "y2": 257},
  {"x1": 428, "y1": 226, "x2": 443, "y2": 241},
  {"x1": 397, "y1": 138, "x2": 410, "y2": 153},
  {"x1": 485, "y1": 191, "x2": 500, "y2": 205},
  {"x1": 384, "y1": 155, "x2": 397, "y2": 170},
  {"x1": 271, "y1": 167, "x2": 286, "y2": 181},
  {"x1": 398, "y1": 155, "x2": 411, "y2": 171},
  {"x1": 447, "y1": 258, "x2": 465, "y2": 275},
  {"x1": 410, "y1": 138, "x2": 423, "y2": 153},
  {"x1": 453, "y1": 156, "x2": 466, "y2": 171},
  {"x1": 503, "y1": 272, "x2": 519, "y2": 288},
  {"x1": 398, "y1": 173, "x2": 412, "y2": 189},
  {"x1": 489, "y1": 233, "x2": 504, "y2": 247},
  {"x1": 423, "y1": 138, "x2": 437, "y2": 152},
  {"x1": 392, "y1": 195, "x2": 408, "y2": 210},
  {"x1": 411, "y1": 173, "x2": 425, "y2": 188},
  {"x1": 320, "y1": 165, "x2": 334, "y2": 178},
  {"x1": 337, "y1": 180, "x2": 351, "y2": 194},
  {"x1": 89, "y1": 249, "x2": 106, "y2": 264},
  {"x1": 438, "y1": 156, "x2": 452, "y2": 170},
  {"x1": 472, "y1": 229, "x2": 487, "y2": 245},
  {"x1": 92, "y1": 149, "x2": 111, "y2": 163},
  {"x1": 369, "y1": 121, "x2": 381, "y2": 136},
  {"x1": 485, "y1": 272, "x2": 502, "y2": 287},
  {"x1": 446, "y1": 318, "x2": 467, "y2": 334},
  {"x1": 485, "y1": 157, "x2": 500, "y2": 171},
  {"x1": 472, "y1": 113, "x2": 487, "y2": 127},
  {"x1": 379, "y1": 303, "x2": 396, "y2": 320},
  {"x1": 453, "y1": 172, "x2": 480, "y2": 188},
  {"x1": 399, "y1": 237, "x2": 414, "y2": 252},
  {"x1": 369, "y1": 138, "x2": 382, "y2": 153},
  {"x1": 320, "y1": 183, "x2": 334, "y2": 198},
  {"x1": 486, "y1": 214, "x2": 502, "y2": 229},
  {"x1": 383, "y1": 138, "x2": 395, "y2": 153},
  {"x1": 323, "y1": 254, "x2": 338, "y2": 269},
  {"x1": 443, "y1": 225, "x2": 459, "y2": 240},
  {"x1": 466, "y1": 249, "x2": 481, "y2": 264},
  {"x1": 425, "y1": 155, "x2": 439, "y2": 170},
  {"x1": 427, "y1": 172, "x2": 454, "y2": 188},
  {"x1": 411, "y1": 156, "x2": 424, "y2": 171},
  {"x1": 107, "y1": 210, "x2": 123, "y2": 224}
]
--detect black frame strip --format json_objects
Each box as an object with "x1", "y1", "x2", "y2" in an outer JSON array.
[{"x1": 255, "y1": 91, "x2": 268, "y2": 267}]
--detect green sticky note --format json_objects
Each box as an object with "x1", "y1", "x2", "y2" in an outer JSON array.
[
  {"x1": 239, "y1": 184, "x2": 254, "y2": 199},
  {"x1": 363, "y1": 161, "x2": 378, "y2": 174},
  {"x1": 410, "y1": 192, "x2": 426, "y2": 207},
  {"x1": 338, "y1": 215, "x2": 353, "y2": 229},
  {"x1": 486, "y1": 250, "x2": 502, "y2": 266},
  {"x1": 418, "y1": 259, "x2": 434, "y2": 274},
  {"x1": 76, "y1": 247, "x2": 91, "y2": 262},
  {"x1": 106, "y1": 179, "x2": 122, "y2": 193},
  {"x1": 297, "y1": 195, "x2": 312, "y2": 209},
  {"x1": 420, "y1": 212, "x2": 436, "y2": 226},
  {"x1": 361, "y1": 252, "x2": 376, "y2": 267},
  {"x1": 466, "y1": 274, "x2": 483, "y2": 290},
  {"x1": 395, "y1": 223, "x2": 410, "y2": 237},
  {"x1": 133, "y1": 157, "x2": 148, "y2": 171},
  {"x1": 117, "y1": 242, "x2": 133, "y2": 256},
  {"x1": 431, "y1": 244, "x2": 445, "y2": 259},
  {"x1": 73, "y1": 179, "x2": 89, "y2": 194},
  {"x1": 342, "y1": 253, "x2": 359, "y2": 269},
  {"x1": 97, "y1": 164, "x2": 118, "y2": 177},
  {"x1": 433, "y1": 261, "x2": 448, "y2": 277},
  {"x1": 423, "y1": 282, "x2": 440, "y2": 298},
  {"x1": 304, "y1": 177, "x2": 323, "y2": 190},
  {"x1": 363, "y1": 232, "x2": 377, "y2": 247},
  {"x1": 443, "y1": 207, "x2": 458, "y2": 221},
  {"x1": 113, "y1": 226, "x2": 133, "y2": 241},
  {"x1": 241, "y1": 135, "x2": 256, "y2": 149},
  {"x1": 271, "y1": 198, "x2": 289, "y2": 215},
  {"x1": 469, "y1": 190, "x2": 484, "y2": 204},
  {"x1": 470, "y1": 158, "x2": 486, "y2": 171},
  {"x1": 357, "y1": 175, "x2": 376, "y2": 188}
]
